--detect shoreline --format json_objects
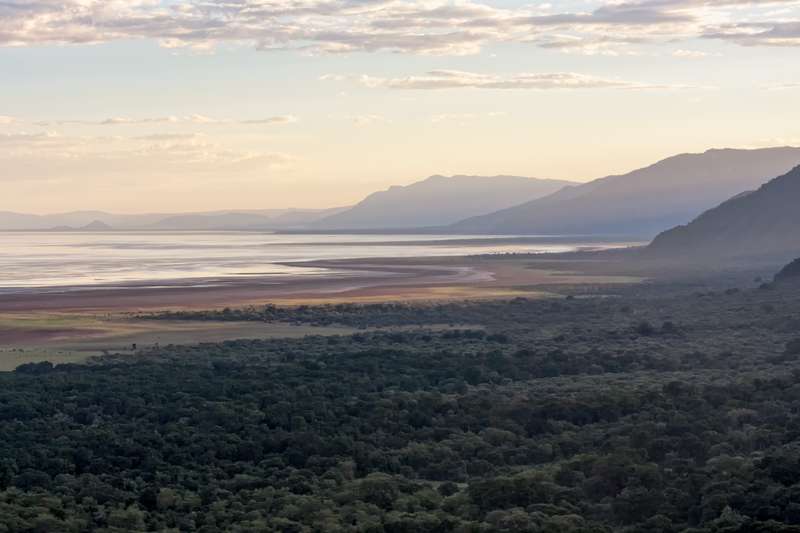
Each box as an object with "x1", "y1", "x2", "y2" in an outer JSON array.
[
  {"x1": 0, "y1": 253, "x2": 643, "y2": 313},
  {"x1": 0, "y1": 253, "x2": 644, "y2": 365},
  {"x1": 0, "y1": 260, "x2": 479, "y2": 312}
]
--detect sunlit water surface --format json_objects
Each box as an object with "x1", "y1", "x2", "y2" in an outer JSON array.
[{"x1": 0, "y1": 232, "x2": 638, "y2": 293}]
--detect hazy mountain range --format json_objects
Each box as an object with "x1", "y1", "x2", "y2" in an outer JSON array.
[
  {"x1": 4, "y1": 146, "x2": 800, "y2": 236},
  {"x1": 312, "y1": 175, "x2": 576, "y2": 229},
  {"x1": 448, "y1": 147, "x2": 800, "y2": 237},
  {"x1": 0, "y1": 208, "x2": 348, "y2": 231},
  {"x1": 645, "y1": 165, "x2": 800, "y2": 264}
]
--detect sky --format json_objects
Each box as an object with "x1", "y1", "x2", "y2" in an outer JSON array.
[{"x1": 1, "y1": 0, "x2": 799, "y2": 214}]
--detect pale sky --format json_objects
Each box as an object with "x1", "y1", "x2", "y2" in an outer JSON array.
[{"x1": 1, "y1": 0, "x2": 799, "y2": 213}]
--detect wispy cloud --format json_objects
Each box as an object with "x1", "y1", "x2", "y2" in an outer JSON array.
[
  {"x1": 326, "y1": 70, "x2": 703, "y2": 91},
  {"x1": 240, "y1": 116, "x2": 299, "y2": 125},
  {"x1": 0, "y1": 131, "x2": 63, "y2": 145},
  {"x1": 431, "y1": 112, "x2": 507, "y2": 123},
  {"x1": 134, "y1": 133, "x2": 203, "y2": 141},
  {"x1": 763, "y1": 82, "x2": 800, "y2": 90},
  {"x1": 328, "y1": 113, "x2": 389, "y2": 126},
  {"x1": 33, "y1": 115, "x2": 298, "y2": 126},
  {"x1": 703, "y1": 20, "x2": 800, "y2": 47},
  {"x1": 351, "y1": 114, "x2": 388, "y2": 126},
  {"x1": 672, "y1": 49, "x2": 713, "y2": 58},
  {"x1": 0, "y1": 131, "x2": 295, "y2": 182}
]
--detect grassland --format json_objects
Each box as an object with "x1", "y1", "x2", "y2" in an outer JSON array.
[{"x1": 0, "y1": 313, "x2": 356, "y2": 371}]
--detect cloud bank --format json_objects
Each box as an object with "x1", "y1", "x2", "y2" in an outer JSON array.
[{"x1": 1, "y1": 0, "x2": 798, "y2": 55}]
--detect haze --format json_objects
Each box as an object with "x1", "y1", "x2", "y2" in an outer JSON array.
[{"x1": 2, "y1": 0, "x2": 799, "y2": 213}]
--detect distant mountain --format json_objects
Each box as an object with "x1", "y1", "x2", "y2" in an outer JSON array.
[
  {"x1": 0, "y1": 211, "x2": 123, "y2": 230},
  {"x1": 449, "y1": 147, "x2": 800, "y2": 237},
  {"x1": 43, "y1": 220, "x2": 114, "y2": 232},
  {"x1": 775, "y1": 258, "x2": 800, "y2": 284},
  {"x1": 312, "y1": 175, "x2": 575, "y2": 229},
  {"x1": 0, "y1": 211, "x2": 178, "y2": 230},
  {"x1": 645, "y1": 165, "x2": 800, "y2": 264},
  {"x1": 147, "y1": 208, "x2": 349, "y2": 230},
  {"x1": 80, "y1": 220, "x2": 113, "y2": 231},
  {"x1": 147, "y1": 213, "x2": 277, "y2": 230},
  {"x1": 0, "y1": 208, "x2": 347, "y2": 231},
  {"x1": 269, "y1": 207, "x2": 350, "y2": 227}
]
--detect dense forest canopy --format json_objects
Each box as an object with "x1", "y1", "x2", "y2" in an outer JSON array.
[{"x1": 4, "y1": 281, "x2": 800, "y2": 531}]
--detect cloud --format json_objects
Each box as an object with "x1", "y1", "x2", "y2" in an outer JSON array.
[
  {"x1": 1, "y1": 0, "x2": 798, "y2": 56},
  {"x1": 0, "y1": 131, "x2": 54, "y2": 143},
  {"x1": 0, "y1": 130, "x2": 295, "y2": 181},
  {"x1": 33, "y1": 115, "x2": 298, "y2": 126},
  {"x1": 329, "y1": 113, "x2": 389, "y2": 126},
  {"x1": 531, "y1": 34, "x2": 645, "y2": 56},
  {"x1": 134, "y1": 133, "x2": 202, "y2": 141},
  {"x1": 521, "y1": 4, "x2": 693, "y2": 27},
  {"x1": 102, "y1": 116, "x2": 179, "y2": 125},
  {"x1": 240, "y1": 115, "x2": 299, "y2": 125},
  {"x1": 350, "y1": 114, "x2": 387, "y2": 126},
  {"x1": 0, "y1": 131, "x2": 77, "y2": 147},
  {"x1": 703, "y1": 20, "x2": 800, "y2": 47},
  {"x1": 328, "y1": 70, "x2": 699, "y2": 91},
  {"x1": 764, "y1": 82, "x2": 800, "y2": 90},
  {"x1": 0, "y1": 116, "x2": 18, "y2": 125},
  {"x1": 672, "y1": 48, "x2": 712, "y2": 58},
  {"x1": 0, "y1": 131, "x2": 121, "y2": 161},
  {"x1": 431, "y1": 112, "x2": 507, "y2": 123},
  {"x1": 186, "y1": 114, "x2": 218, "y2": 124},
  {"x1": 130, "y1": 138, "x2": 295, "y2": 166},
  {"x1": 34, "y1": 117, "x2": 177, "y2": 126}
]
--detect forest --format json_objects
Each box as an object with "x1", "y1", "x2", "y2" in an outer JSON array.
[{"x1": 3, "y1": 279, "x2": 800, "y2": 531}]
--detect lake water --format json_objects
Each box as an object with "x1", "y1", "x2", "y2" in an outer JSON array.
[{"x1": 0, "y1": 232, "x2": 637, "y2": 292}]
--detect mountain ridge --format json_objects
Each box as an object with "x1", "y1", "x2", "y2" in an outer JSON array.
[
  {"x1": 645, "y1": 165, "x2": 800, "y2": 263},
  {"x1": 448, "y1": 147, "x2": 800, "y2": 237},
  {"x1": 313, "y1": 174, "x2": 576, "y2": 229}
]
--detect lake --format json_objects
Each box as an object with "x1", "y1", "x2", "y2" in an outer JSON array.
[{"x1": 0, "y1": 232, "x2": 637, "y2": 293}]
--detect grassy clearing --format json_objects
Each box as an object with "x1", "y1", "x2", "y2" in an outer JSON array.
[{"x1": 0, "y1": 313, "x2": 357, "y2": 371}]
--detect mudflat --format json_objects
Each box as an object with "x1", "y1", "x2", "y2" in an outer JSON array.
[
  {"x1": 0, "y1": 254, "x2": 643, "y2": 313},
  {"x1": 0, "y1": 254, "x2": 643, "y2": 368}
]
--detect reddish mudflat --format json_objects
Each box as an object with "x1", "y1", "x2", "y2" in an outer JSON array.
[
  {"x1": 0, "y1": 255, "x2": 642, "y2": 313},
  {"x1": 0, "y1": 255, "x2": 643, "y2": 369}
]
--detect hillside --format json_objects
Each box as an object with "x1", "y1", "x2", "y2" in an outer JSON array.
[
  {"x1": 449, "y1": 147, "x2": 800, "y2": 237},
  {"x1": 646, "y1": 165, "x2": 800, "y2": 263},
  {"x1": 313, "y1": 175, "x2": 575, "y2": 229},
  {"x1": 775, "y1": 257, "x2": 800, "y2": 283}
]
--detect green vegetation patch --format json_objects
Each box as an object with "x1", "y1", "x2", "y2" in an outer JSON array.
[{"x1": 3, "y1": 284, "x2": 800, "y2": 531}]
